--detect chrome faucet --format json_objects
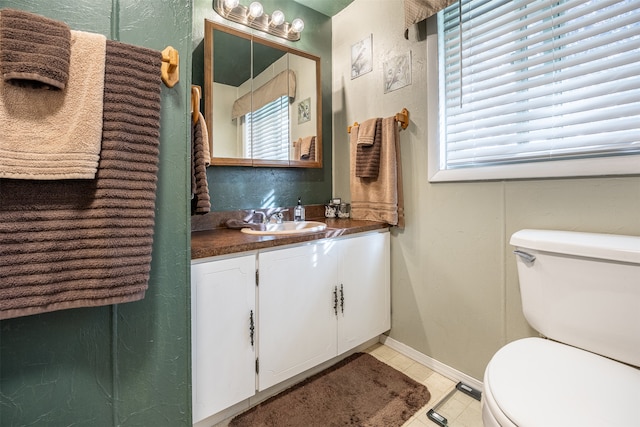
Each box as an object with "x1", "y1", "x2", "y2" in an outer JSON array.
[
  {"x1": 251, "y1": 210, "x2": 266, "y2": 224},
  {"x1": 250, "y1": 209, "x2": 286, "y2": 224},
  {"x1": 266, "y1": 210, "x2": 285, "y2": 224}
]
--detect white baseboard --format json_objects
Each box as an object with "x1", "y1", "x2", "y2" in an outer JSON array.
[{"x1": 379, "y1": 336, "x2": 484, "y2": 392}]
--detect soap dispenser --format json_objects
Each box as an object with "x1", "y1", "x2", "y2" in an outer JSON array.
[{"x1": 294, "y1": 197, "x2": 305, "y2": 221}]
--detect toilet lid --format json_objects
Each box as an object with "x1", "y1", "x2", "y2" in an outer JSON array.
[{"x1": 485, "y1": 337, "x2": 640, "y2": 427}]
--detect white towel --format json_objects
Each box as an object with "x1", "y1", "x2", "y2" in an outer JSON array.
[
  {"x1": 198, "y1": 111, "x2": 211, "y2": 167},
  {"x1": 0, "y1": 30, "x2": 106, "y2": 180}
]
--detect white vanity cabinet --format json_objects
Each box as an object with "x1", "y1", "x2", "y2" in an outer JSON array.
[
  {"x1": 190, "y1": 230, "x2": 390, "y2": 422},
  {"x1": 191, "y1": 254, "x2": 256, "y2": 424},
  {"x1": 257, "y1": 240, "x2": 339, "y2": 390},
  {"x1": 336, "y1": 230, "x2": 390, "y2": 354},
  {"x1": 257, "y1": 230, "x2": 390, "y2": 390}
]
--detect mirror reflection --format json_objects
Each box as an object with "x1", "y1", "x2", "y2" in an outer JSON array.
[{"x1": 204, "y1": 20, "x2": 322, "y2": 167}]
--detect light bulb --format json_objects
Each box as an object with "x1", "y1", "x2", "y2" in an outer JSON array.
[
  {"x1": 248, "y1": 2, "x2": 263, "y2": 18},
  {"x1": 223, "y1": 0, "x2": 239, "y2": 8},
  {"x1": 271, "y1": 10, "x2": 285, "y2": 26},
  {"x1": 291, "y1": 18, "x2": 304, "y2": 33}
]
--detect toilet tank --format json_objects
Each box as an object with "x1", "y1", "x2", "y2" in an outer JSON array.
[{"x1": 510, "y1": 229, "x2": 640, "y2": 368}]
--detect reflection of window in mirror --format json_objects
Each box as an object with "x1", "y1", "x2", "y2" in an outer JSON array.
[{"x1": 247, "y1": 96, "x2": 290, "y2": 160}]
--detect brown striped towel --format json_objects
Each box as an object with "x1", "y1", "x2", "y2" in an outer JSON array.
[
  {"x1": 293, "y1": 136, "x2": 316, "y2": 161},
  {"x1": 355, "y1": 118, "x2": 382, "y2": 178},
  {"x1": 191, "y1": 113, "x2": 211, "y2": 215},
  {"x1": 307, "y1": 136, "x2": 316, "y2": 161},
  {"x1": 299, "y1": 135, "x2": 315, "y2": 160},
  {"x1": 0, "y1": 9, "x2": 71, "y2": 90},
  {"x1": 0, "y1": 39, "x2": 162, "y2": 320}
]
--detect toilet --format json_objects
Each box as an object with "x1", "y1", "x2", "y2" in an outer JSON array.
[{"x1": 482, "y1": 229, "x2": 640, "y2": 427}]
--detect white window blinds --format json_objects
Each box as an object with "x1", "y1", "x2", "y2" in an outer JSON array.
[
  {"x1": 246, "y1": 95, "x2": 290, "y2": 161},
  {"x1": 438, "y1": 0, "x2": 640, "y2": 170}
]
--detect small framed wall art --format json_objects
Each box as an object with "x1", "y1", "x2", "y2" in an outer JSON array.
[
  {"x1": 351, "y1": 34, "x2": 373, "y2": 80},
  {"x1": 383, "y1": 51, "x2": 412, "y2": 93},
  {"x1": 297, "y1": 97, "x2": 311, "y2": 124}
]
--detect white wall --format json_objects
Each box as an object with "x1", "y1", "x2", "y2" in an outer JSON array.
[
  {"x1": 289, "y1": 53, "x2": 317, "y2": 149},
  {"x1": 212, "y1": 82, "x2": 243, "y2": 157},
  {"x1": 332, "y1": 0, "x2": 640, "y2": 380}
]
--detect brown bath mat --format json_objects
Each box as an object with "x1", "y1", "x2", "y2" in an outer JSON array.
[{"x1": 229, "y1": 352, "x2": 431, "y2": 427}]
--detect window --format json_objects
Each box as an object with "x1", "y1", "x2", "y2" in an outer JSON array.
[
  {"x1": 245, "y1": 95, "x2": 290, "y2": 161},
  {"x1": 429, "y1": 0, "x2": 640, "y2": 181}
]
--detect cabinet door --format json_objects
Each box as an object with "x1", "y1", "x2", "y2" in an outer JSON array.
[
  {"x1": 337, "y1": 231, "x2": 390, "y2": 354},
  {"x1": 191, "y1": 255, "x2": 256, "y2": 423},
  {"x1": 258, "y1": 241, "x2": 338, "y2": 391}
]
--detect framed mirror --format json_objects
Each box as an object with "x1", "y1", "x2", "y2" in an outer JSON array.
[{"x1": 204, "y1": 20, "x2": 322, "y2": 168}]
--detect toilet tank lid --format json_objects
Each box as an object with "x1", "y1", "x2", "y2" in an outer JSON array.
[{"x1": 510, "y1": 229, "x2": 640, "y2": 264}]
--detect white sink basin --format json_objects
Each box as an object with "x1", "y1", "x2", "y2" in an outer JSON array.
[{"x1": 241, "y1": 221, "x2": 327, "y2": 235}]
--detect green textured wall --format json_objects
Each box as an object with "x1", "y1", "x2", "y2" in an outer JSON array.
[
  {"x1": 0, "y1": 1, "x2": 192, "y2": 426},
  {"x1": 192, "y1": 0, "x2": 333, "y2": 211}
]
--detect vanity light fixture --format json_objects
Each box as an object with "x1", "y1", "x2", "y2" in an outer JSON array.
[{"x1": 213, "y1": 0, "x2": 304, "y2": 41}]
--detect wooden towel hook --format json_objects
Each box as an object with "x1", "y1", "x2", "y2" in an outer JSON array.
[
  {"x1": 191, "y1": 85, "x2": 201, "y2": 124},
  {"x1": 395, "y1": 108, "x2": 409, "y2": 130},
  {"x1": 161, "y1": 46, "x2": 179, "y2": 88},
  {"x1": 347, "y1": 121, "x2": 359, "y2": 134}
]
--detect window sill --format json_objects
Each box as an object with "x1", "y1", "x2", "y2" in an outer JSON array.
[{"x1": 428, "y1": 154, "x2": 640, "y2": 182}]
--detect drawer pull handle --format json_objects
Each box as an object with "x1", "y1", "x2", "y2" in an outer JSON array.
[{"x1": 249, "y1": 310, "x2": 255, "y2": 347}]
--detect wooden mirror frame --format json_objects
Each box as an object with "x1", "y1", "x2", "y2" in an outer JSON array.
[{"x1": 204, "y1": 19, "x2": 322, "y2": 168}]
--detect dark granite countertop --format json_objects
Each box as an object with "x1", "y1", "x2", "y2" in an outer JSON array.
[{"x1": 191, "y1": 212, "x2": 389, "y2": 260}]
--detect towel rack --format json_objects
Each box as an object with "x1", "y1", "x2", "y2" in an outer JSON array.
[
  {"x1": 161, "y1": 46, "x2": 179, "y2": 88},
  {"x1": 347, "y1": 108, "x2": 410, "y2": 133},
  {"x1": 191, "y1": 85, "x2": 201, "y2": 124}
]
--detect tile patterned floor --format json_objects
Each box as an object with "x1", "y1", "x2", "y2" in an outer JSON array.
[{"x1": 365, "y1": 343, "x2": 483, "y2": 427}]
